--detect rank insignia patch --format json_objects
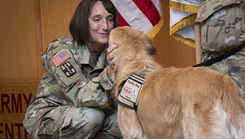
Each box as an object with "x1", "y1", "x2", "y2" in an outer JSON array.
[
  {"x1": 52, "y1": 50, "x2": 71, "y2": 66},
  {"x1": 60, "y1": 61, "x2": 76, "y2": 77}
]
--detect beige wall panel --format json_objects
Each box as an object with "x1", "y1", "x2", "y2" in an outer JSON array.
[
  {"x1": 0, "y1": 0, "x2": 40, "y2": 82},
  {"x1": 40, "y1": 0, "x2": 81, "y2": 52},
  {"x1": 0, "y1": 83, "x2": 38, "y2": 139},
  {"x1": 153, "y1": 0, "x2": 196, "y2": 67}
]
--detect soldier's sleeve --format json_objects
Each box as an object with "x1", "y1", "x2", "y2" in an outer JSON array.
[
  {"x1": 196, "y1": 0, "x2": 244, "y2": 54},
  {"x1": 41, "y1": 39, "x2": 114, "y2": 107}
]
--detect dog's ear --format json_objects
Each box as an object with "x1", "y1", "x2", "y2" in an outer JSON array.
[{"x1": 143, "y1": 35, "x2": 157, "y2": 56}]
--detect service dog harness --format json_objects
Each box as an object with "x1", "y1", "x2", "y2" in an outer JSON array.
[
  {"x1": 118, "y1": 73, "x2": 145, "y2": 111},
  {"x1": 118, "y1": 73, "x2": 146, "y2": 135}
]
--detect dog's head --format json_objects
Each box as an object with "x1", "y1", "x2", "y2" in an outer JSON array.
[
  {"x1": 109, "y1": 26, "x2": 157, "y2": 72},
  {"x1": 109, "y1": 26, "x2": 158, "y2": 96},
  {"x1": 109, "y1": 26, "x2": 157, "y2": 58}
]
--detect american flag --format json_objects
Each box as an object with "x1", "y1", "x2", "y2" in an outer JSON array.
[
  {"x1": 111, "y1": 0, "x2": 163, "y2": 39},
  {"x1": 52, "y1": 50, "x2": 71, "y2": 66}
]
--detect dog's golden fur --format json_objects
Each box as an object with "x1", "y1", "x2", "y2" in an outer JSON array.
[{"x1": 109, "y1": 26, "x2": 245, "y2": 139}]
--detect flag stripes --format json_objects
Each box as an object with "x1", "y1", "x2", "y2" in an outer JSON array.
[
  {"x1": 133, "y1": 0, "x2": 161, "y2": 26},
  {"x1": 111, "y1": 0, "x2": 163, "y2": 38}
]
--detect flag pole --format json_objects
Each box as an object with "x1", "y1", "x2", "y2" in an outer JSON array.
[{"x1": 194, "y1": 22, "x2": 201, "y2": 64}]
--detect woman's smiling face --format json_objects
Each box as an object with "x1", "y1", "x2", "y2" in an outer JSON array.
[{"x1": 88, "y1": 1, "x2": 115, "y2": 45}]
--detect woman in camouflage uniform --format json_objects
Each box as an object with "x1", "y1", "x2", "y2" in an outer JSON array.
[{"x1": 23, "y1": 0, "x2": 122, "y2": 138}]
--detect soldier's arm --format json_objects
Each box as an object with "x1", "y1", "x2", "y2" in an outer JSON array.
[{"x1": 40, "y1": 40, "x2": 114, "y2": 107}]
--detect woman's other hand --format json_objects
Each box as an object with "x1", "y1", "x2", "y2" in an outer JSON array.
[{"x1": 107, "y1": 44, "x2": 117, "y2": 81}]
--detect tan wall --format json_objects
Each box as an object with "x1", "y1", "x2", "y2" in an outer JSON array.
[
  {"x1": 0, "y1": 0, "x2": 196, "y2": 138},
  {"x1": 154, "y1": 0, "x2": 196, "y2": 67}
]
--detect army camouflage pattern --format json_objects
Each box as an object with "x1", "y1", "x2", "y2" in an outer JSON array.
[
  {"x1": 196, "y1": 0, "x2": 245, "y2": 96},
  {"x1": 196, "y1": 0, "x2": 245, "y2": 52},
  {"x1": 206, "y1": 47, "x2": 245, "y2": 97},
  {"x1": 23, "y1": 36, "x2": 122, "y2": 138}
]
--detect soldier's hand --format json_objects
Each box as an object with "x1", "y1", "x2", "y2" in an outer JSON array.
[{"x1": 107, "y1": 44, "x2": 117, "y2": 82}]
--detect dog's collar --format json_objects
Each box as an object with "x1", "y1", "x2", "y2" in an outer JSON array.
[{"x1": 118, "y1": 73, "x2": 145, "y2": 111}]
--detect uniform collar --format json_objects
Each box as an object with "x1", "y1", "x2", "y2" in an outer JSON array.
[{"x1": 77, "y1": 43, "x2": 108, "y2": 69}]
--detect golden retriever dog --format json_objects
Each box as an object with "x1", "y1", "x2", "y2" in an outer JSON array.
[{"x1": 109, "y1": 26, "x2": 245, "y2": 139}]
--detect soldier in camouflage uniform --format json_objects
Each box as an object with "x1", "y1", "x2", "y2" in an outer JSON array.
[
  {"x1": 23, "y1": 0, "x2": 122, "y2": 138},
  {"x1": 196, "y1": 0, "x2": 245, "y2": 96}
]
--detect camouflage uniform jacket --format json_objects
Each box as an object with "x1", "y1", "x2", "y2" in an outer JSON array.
[
  {"x1": 196, "y1": 0, "x2": 245, "y2": 95},
  {"x1": 23, "y1": 36, "x2": 115, "y2": 134}
]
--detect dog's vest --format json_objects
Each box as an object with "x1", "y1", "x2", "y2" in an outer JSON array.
[{"x1": 118, "y1": 73, "x2": 145, "y2": 111}]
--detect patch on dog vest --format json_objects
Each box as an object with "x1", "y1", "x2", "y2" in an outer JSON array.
[{"x1": 118, "y1": 73, "x2": 145, "y2": 110}]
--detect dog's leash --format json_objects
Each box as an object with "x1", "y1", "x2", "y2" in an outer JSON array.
[{"x1": 193, "y1": 42, "x2": 245, "y2": 67}]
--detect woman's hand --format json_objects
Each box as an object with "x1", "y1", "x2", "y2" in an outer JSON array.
[{"x1": 107, "y1": 44, "x2": 117, "y2": 81}]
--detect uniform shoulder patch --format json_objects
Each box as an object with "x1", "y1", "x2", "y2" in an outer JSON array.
[
  {"x1": 52, "y1": 50, "x2": 71, "y2": 66},
  {"x1": 60, "y1": 61, "x2": 77, "y2": 77}
]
